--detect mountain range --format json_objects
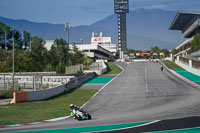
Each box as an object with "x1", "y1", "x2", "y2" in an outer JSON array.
[{"x1": 0, "y1": 8, "x2": 185, "y2": 50}]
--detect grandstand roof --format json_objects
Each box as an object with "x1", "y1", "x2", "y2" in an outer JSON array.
[{"x1": 169, "y1": 11, "x2": 200, "y2": 30}]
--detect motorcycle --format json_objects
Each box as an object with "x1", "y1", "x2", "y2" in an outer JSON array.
[{"x1": 71, "y1": 109, "x2": 92, "y2": 121}]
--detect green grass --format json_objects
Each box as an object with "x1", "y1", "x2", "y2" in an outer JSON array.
[
  {"x1": 162, "y1": 60, "x2": 184, "y2": 70},
  {"x1": 0, "y1": 88, "x2": 97, "y2": 125},
  {"x1": 0, "y1": 90, "x2": 14, "y2": 99},
  {"x1": 102, "y1": 62, "x2": 122, "y2": 76}
]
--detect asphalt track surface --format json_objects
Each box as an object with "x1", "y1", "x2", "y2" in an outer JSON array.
[{"x1": 1, "y1": 61, "x2": 200, "y2": 133}]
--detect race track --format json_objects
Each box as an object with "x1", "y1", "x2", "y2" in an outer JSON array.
[{"x1": 1, "y1": 61, "x2": 200, "y2": 132}]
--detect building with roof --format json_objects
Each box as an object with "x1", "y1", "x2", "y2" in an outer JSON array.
[
  {"x1": 44, "y1": 32, "x2": 116, "y2": 61},
  {"x1": 169, "y1": 11, "x2": 200, "y2": 74},
  {"x1": 70, "y1": 44, "x2": 115, "y2": 61},
  {"x1": 91, "y1": 32, "x2": 117, "y2": 54},
  {"x1": 169, "y1": 11, "x2": 200, "y2": 38},
  {"x1": 170, "y1": 11, "x2": 200, "y2": 57},
  {"x1": 72, "y1": 32, "x2": 116, "y2": 61}
]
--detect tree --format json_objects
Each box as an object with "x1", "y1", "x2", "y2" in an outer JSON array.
[
  {"x1": 160, "y1": 48, "x2": 170, "y2": 57},
  {"x1": 189, "y1": 34, "x2": 200, "y2": 53},
  {"x1": 72, "y1": 44, "x2": 84, "y2": 65},
  {"x1": 115, "y1": 50, "x2": 120, "y2": 59},
  {"x1": 30, "y1": 36, "x2": 48, "y2": 71},
  {"x1": 0, "y1": 49, "x2": 12, "y2": 72},
  {"x1": 0, "y1": 22, "x2": 12, "y2": 49},
  {"x1": 56, "y1": 60, "x2": 65, "y2": 74},
  {"x1": 23, "y1": 31, "x2": 31, "y2": 48},
  {"x1": 49, "y1": 39, "x2": 71, "y2": 72},
  {"x1": 150, "y1": 46, "x2": 160, "y2": 53},
  {"x1": 15, "y1": 50, "x2": 32, "y2": 72}
]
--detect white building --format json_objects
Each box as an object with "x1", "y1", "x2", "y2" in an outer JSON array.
[
  {"x1": 44, "y1": 32, "x2": 116, "y2": 61},
  {"x1": 44, "y1": 40, "x2": 54, "y2": 51},
  {"x1": 91, "y1": 32, "x2": 117, "y2": 55}
]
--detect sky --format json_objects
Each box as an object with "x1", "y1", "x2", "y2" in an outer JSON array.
[{"x1": 0, "y1": 0, "x2": 200, "y2": 26}]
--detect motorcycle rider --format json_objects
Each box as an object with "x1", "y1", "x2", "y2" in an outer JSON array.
[
  {"x1": 69, "y1": 104, "x2": 86, "y2": 116},
  {"x1": 161, "y1": 65, "x2": 164, "y2": 71}
]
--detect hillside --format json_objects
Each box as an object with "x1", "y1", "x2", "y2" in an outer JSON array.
[{"x1": 0, "y1": 8, "x2": 185, "y2": 50}]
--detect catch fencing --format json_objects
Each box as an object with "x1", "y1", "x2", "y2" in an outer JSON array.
[{"x1": 0, "y1": 74, "x2": 74, "y2": 91}]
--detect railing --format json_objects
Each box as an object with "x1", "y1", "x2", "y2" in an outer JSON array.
[
  {"x1": 179, "y1": 56, "x2": 200, "y2": 69},
  {"x1": 192, "y1": 60, "x2": 200, "y2": 69},
  {"x1": 0, "y1": 75, "x2": 74, "y2": 90},
  {"x1": 179, "y1": 56, "x2": 189, "y2": 65}
]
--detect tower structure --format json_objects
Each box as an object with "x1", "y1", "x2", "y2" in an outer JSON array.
[{"x1": 114, "y1": 0, "x2": 129, "y2": 59}]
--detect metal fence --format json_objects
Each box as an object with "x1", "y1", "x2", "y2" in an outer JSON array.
[
  {"x1": 179, "y1": 56, "x2": 200, "y2": 69},
  {"x1": 0, "y1": 74, "x2": 74, "y2": 91},
  {"x1": 192, "y1": 60, "x2": 200, "y2": 69}
]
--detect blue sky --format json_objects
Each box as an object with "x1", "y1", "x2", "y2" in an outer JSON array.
[{"x1": 0, "y1": 0, "x2": 200, "y2": 26}]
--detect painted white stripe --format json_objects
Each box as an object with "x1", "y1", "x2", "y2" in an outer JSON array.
[
  {"x1": 33, "y1": 63, "x2": 124, "y2": 123},
  {"x1": 90, "y1": 120, "x2": 161, "y2": 133},
  {"x1": 1, "y1": 62, "x2": 125, "y2": 128},
  {"x1": 98, "y1": 92, "x2": 138, "y2": 95},
  {"x1": 46, "y1": 116, "x2": 71, "y2": 122},
  {"x1": 81, "y1": 62, "x2": 125, "y2": 108}
]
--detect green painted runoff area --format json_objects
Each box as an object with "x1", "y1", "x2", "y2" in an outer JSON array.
[
  {"x1": 82, "y1": 77, "x2": 114, "y2": 85},
  {"x1": 10, "y1": 121, "x2": 151, "y2": 133},
  {"x1": 154, "y1": 127, "x2": 200, "y2": 133},
  {"x1": 175, "y1": 70, "x2": 200, "y2": 85}
]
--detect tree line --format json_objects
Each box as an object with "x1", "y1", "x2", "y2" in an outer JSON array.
[{"x1": 0, "y1": 22, "x2": 90, "y2": 74}]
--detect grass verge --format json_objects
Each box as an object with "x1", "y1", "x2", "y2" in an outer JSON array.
[
  {"x1": 162, "y1": 60, "x2": 184, "y2": 70},
  {"x1": 0, "y1": 88, "x2": 97, "y2": 125},
  {"x1": 101, "y1": 62, "x2": 122, "y2": 76}
]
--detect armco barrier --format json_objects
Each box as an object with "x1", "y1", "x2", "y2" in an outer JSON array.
[{"x1": 13, "y1": 72, "x2": 96, "y2": 103}]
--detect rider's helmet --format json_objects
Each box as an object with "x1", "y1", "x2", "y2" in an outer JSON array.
[{"x1": 69, "y1": 104, "x2": 74, "y2": 109}]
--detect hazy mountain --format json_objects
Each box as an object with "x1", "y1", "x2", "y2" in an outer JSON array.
[
  {"x1": 92, "y1": 8, "x2": 185, "y2": 50},
  {"x1": 0, "y1": 8, "x2": 185, "y2": 50}
]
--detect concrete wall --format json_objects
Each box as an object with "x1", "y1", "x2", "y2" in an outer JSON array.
[
  {"x1": 27, "y1": 85, "x2": 65, "y2": 101},
  {"x1": 12, "y1": 73, "x2": 96, "y2": 103},
  {"x1": 175, "y1": 60, "x2": 200, "y2": 76}
]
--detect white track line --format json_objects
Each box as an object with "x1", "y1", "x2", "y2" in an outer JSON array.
[
  {"x1": 41, "y1": 62, "x2": 125, "y2": 123},
  {"x1": 91, "y1": 120, "x2": 161, "y2": 133},
  {"x1": 81, "y1": 62, "x2": 124, "y2": 108}
]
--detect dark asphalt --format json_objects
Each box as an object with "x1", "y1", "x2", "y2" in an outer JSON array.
[
  {"x1": 101, "y1": 116, "x2": 200, "y2": 133},
  {"x1": 1, "y1": 61, "x2": 200, "y2": 133}
]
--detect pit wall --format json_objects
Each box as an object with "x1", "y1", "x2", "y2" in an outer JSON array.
[
  {"x1": 13, "y1": 73, "x2": 96, "y2": 104},
  {"x1": 175, "y1": 59, "x2": 200, "y2": 76}
]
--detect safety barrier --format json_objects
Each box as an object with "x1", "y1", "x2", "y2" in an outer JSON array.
[
  {"x1": 12, "y1": 72, "x2": 96, "y2": 103},
  {"x1": 13, "y1": 91, "x2": 28, "y2": 104}
]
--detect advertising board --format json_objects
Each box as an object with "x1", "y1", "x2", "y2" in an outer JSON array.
[{"x1": 114, "y1": 0, "x2": 129, "y2": 13}]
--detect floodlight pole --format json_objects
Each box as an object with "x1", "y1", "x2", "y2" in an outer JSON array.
[
  {"x1": 11, "y1": 29, "x2": 15, "y2": 90},
  {"x1": 30, "y1": 37, "x2": 32, "y2": 51},
  {"x1": 65, "y1": 23, "x2": 70, "y2": 44},
  {"x1": 4, "y1": 30, "x2": 7, "y2": 50}
]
